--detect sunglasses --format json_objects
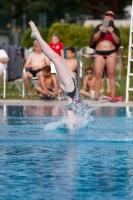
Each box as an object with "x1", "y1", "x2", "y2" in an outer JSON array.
[
  {"x1": 86, "y1": 72, "x2": 93, "y2": 75},
  {"x1": 105, "y1": 13, "x2": 114, "y2": 17}
]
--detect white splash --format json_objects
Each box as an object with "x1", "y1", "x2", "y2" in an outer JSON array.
[{"x1": 43, "y1": 105, "x2": 98, "y2": 131}]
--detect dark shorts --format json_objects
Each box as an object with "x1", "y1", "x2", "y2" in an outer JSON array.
[
  {"x1": 27, "y1": 69, "x2": 41, "y2": 77},
  {"x1": 95, "y1": 49, "x2": 116, "y2": 59}
]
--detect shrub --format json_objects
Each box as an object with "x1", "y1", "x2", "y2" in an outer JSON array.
[
  {"x1": 21, "y1": 22, "x2": 130, "y2": 69},
  {"x1": 21, "y1": 27, "x2": 49, "y2": 48},
  {"x1": 47, "y1": 22, "x2": 94, "y2": 49},
  {"x1": 119, "y1": 26, "x2": 129, "y2": 56}
]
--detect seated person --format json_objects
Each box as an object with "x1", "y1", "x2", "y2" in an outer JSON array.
[
  {"x1": 36, "y1": 65, "x2": 59, "y2": 98},
  {"x1": 80, "y1": 67, "x2": 104, "y2": 98},
  {"x1": 80, "y1": 67, "x2": 95, "y2": 97},
  {"x1": 0, "y1": 48, "x2": 9, "y2": 74},
  {"x1": 23, "y1": 40, "x2": 50, "y2": 95},
  {"x1": 64, "y1": 46, "x2": 77, "y2": 78}
]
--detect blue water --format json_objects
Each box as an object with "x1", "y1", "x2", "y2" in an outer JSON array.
[{"x1": 0, "y1": 105, "x2": 133, "y2": 200}]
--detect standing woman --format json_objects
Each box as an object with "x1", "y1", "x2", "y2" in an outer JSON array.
[{"x1": 90, "y1": 10, "x2": 121, "y2": 102}]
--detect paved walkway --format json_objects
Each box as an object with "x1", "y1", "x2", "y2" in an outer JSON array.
[{"x1": 0, "y1": 100, "x2": 133, "y2": 107}]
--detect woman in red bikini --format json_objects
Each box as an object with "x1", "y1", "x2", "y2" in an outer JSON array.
[{"x1": 90, "y1": 10, "x2": 121, "y2": 102}]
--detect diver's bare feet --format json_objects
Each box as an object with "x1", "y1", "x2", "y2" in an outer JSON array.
[{"x1": 28, "y1": 21, "x2": 40, "y2": 39}]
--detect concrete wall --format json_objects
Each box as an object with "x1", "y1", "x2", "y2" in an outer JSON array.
[
  {"x1": 84, "y1": 20, "x2": 130, "y2": 27},
  {"x1": 0, "y1": 35, "x2": 10, "y2": 45}
]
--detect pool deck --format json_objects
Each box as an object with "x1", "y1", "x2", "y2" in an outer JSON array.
[{"x1": 0, "y1": 99, "x2": 133, "y2": 107}]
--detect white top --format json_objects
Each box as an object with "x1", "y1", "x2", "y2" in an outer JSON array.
[
  {"x1": 50, "y1": 62, "x2": 57, "y2": 74},
  {"x1": 0, "y1": 49, "x2": 9, "y2": 73}
]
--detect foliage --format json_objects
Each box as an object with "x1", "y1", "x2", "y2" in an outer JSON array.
[
  {"x1": 119, "y1": 26, "x2": 130, "y2": 56},
  {"x1": 21, "y1": 22, "x2": 94, "y2": 49},
  {"x1": 21, "y1": 27, "x2": 49, "y2": 48},
  {"x1": 0, "y1": 0, "x2": 54, "y2": 18},
  {"x1": 47, "y1": 22, "x2": 94, "y2": 49},
  {"x1": 21, "y1": 21, "x2": 130, "y2": 84},
  {"x1": 0, "y1": 0, "x2": 132, "y2": 28},
  {"x1": 22, "y1": 22, "x2": 130, "y2": 57},
  {"x1": 118, "y1": 26, "x2": 130, "y2": 73}
]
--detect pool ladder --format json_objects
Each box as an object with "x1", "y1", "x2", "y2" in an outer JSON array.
[{"x1": 126, "y1": 1, "x2": 133, "y2": 103}]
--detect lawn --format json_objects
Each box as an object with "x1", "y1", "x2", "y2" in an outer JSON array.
[
  {"x1": 0, "y1": 80, "x2": 40, "y2": 100},
  {"x1": 0, "y1": 72, "x2": 132, "y2": 101}
]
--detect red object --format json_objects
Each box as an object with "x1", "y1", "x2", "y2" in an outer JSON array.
[
  {"x1": 99, "y1": 33, "x2": 114, "y2": 42},
  {"x1": 100, "y1": 95, "x2": 125, "y2": 102},
  {"x1": 108, "y1": 95, "x2": 125, "y2": 102},
  {"x1": 49, "y1": 42, "x2": 64, "y2": 56}
]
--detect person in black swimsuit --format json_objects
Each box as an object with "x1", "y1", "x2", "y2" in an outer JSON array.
[{"x1": 28, "y1": 21, "x2": 84, "y2": 125}]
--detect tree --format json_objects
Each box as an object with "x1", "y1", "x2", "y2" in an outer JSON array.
[{"x1": 0, "y1": 0, "x2": 132, "y2": 27}]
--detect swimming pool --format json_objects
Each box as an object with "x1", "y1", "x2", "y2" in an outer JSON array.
[{"x1": 0, "y1": 105, "x2": 133, "y2": 200}]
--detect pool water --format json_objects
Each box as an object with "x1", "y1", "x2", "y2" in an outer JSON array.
[{"x1": 0, "y1": 105, "x2": 133, "y2": 200}]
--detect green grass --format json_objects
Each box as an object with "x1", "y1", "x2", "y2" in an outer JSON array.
[
  {"x1": 0, "y1": 82, "x2": 41, "y2": 100},
  {"x1": 115, "y1": 75, "x2": 127, "y2": 97},
  {"x1": 100, "y1": 74, "x2": 133, "y2": 101},
  {"x1": 0, "y1": 73, "x2": 132, "y2": 101}
]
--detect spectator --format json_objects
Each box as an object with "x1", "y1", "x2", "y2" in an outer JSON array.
[
  {"x1": 0, "y1": 48, "x2": 9, "y2": 83},
  {"x1": 36, "y1": 65, "x2": 59, "y2": 99},
  {"x1": 80, "y1": 67, "x2": 104, "y2": 98},
  {"x1": 0, "y1": 48, "x2": 9, "y2": 74},
  {"x1": 89, "y1": 10, "x2": 121, "y2": 102},
  {"x1": 65, "y1": 46, "x2": 77, "y2": 77},
  {"x1": 49, "y1": 33, "x2": 64, "y2": 58},
  {"x1": 23, "y1": 40, "x2": 50, "y2": 95},
  {"x1": 80, "y1": 67, "x2": 95, "y2": 97}
]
